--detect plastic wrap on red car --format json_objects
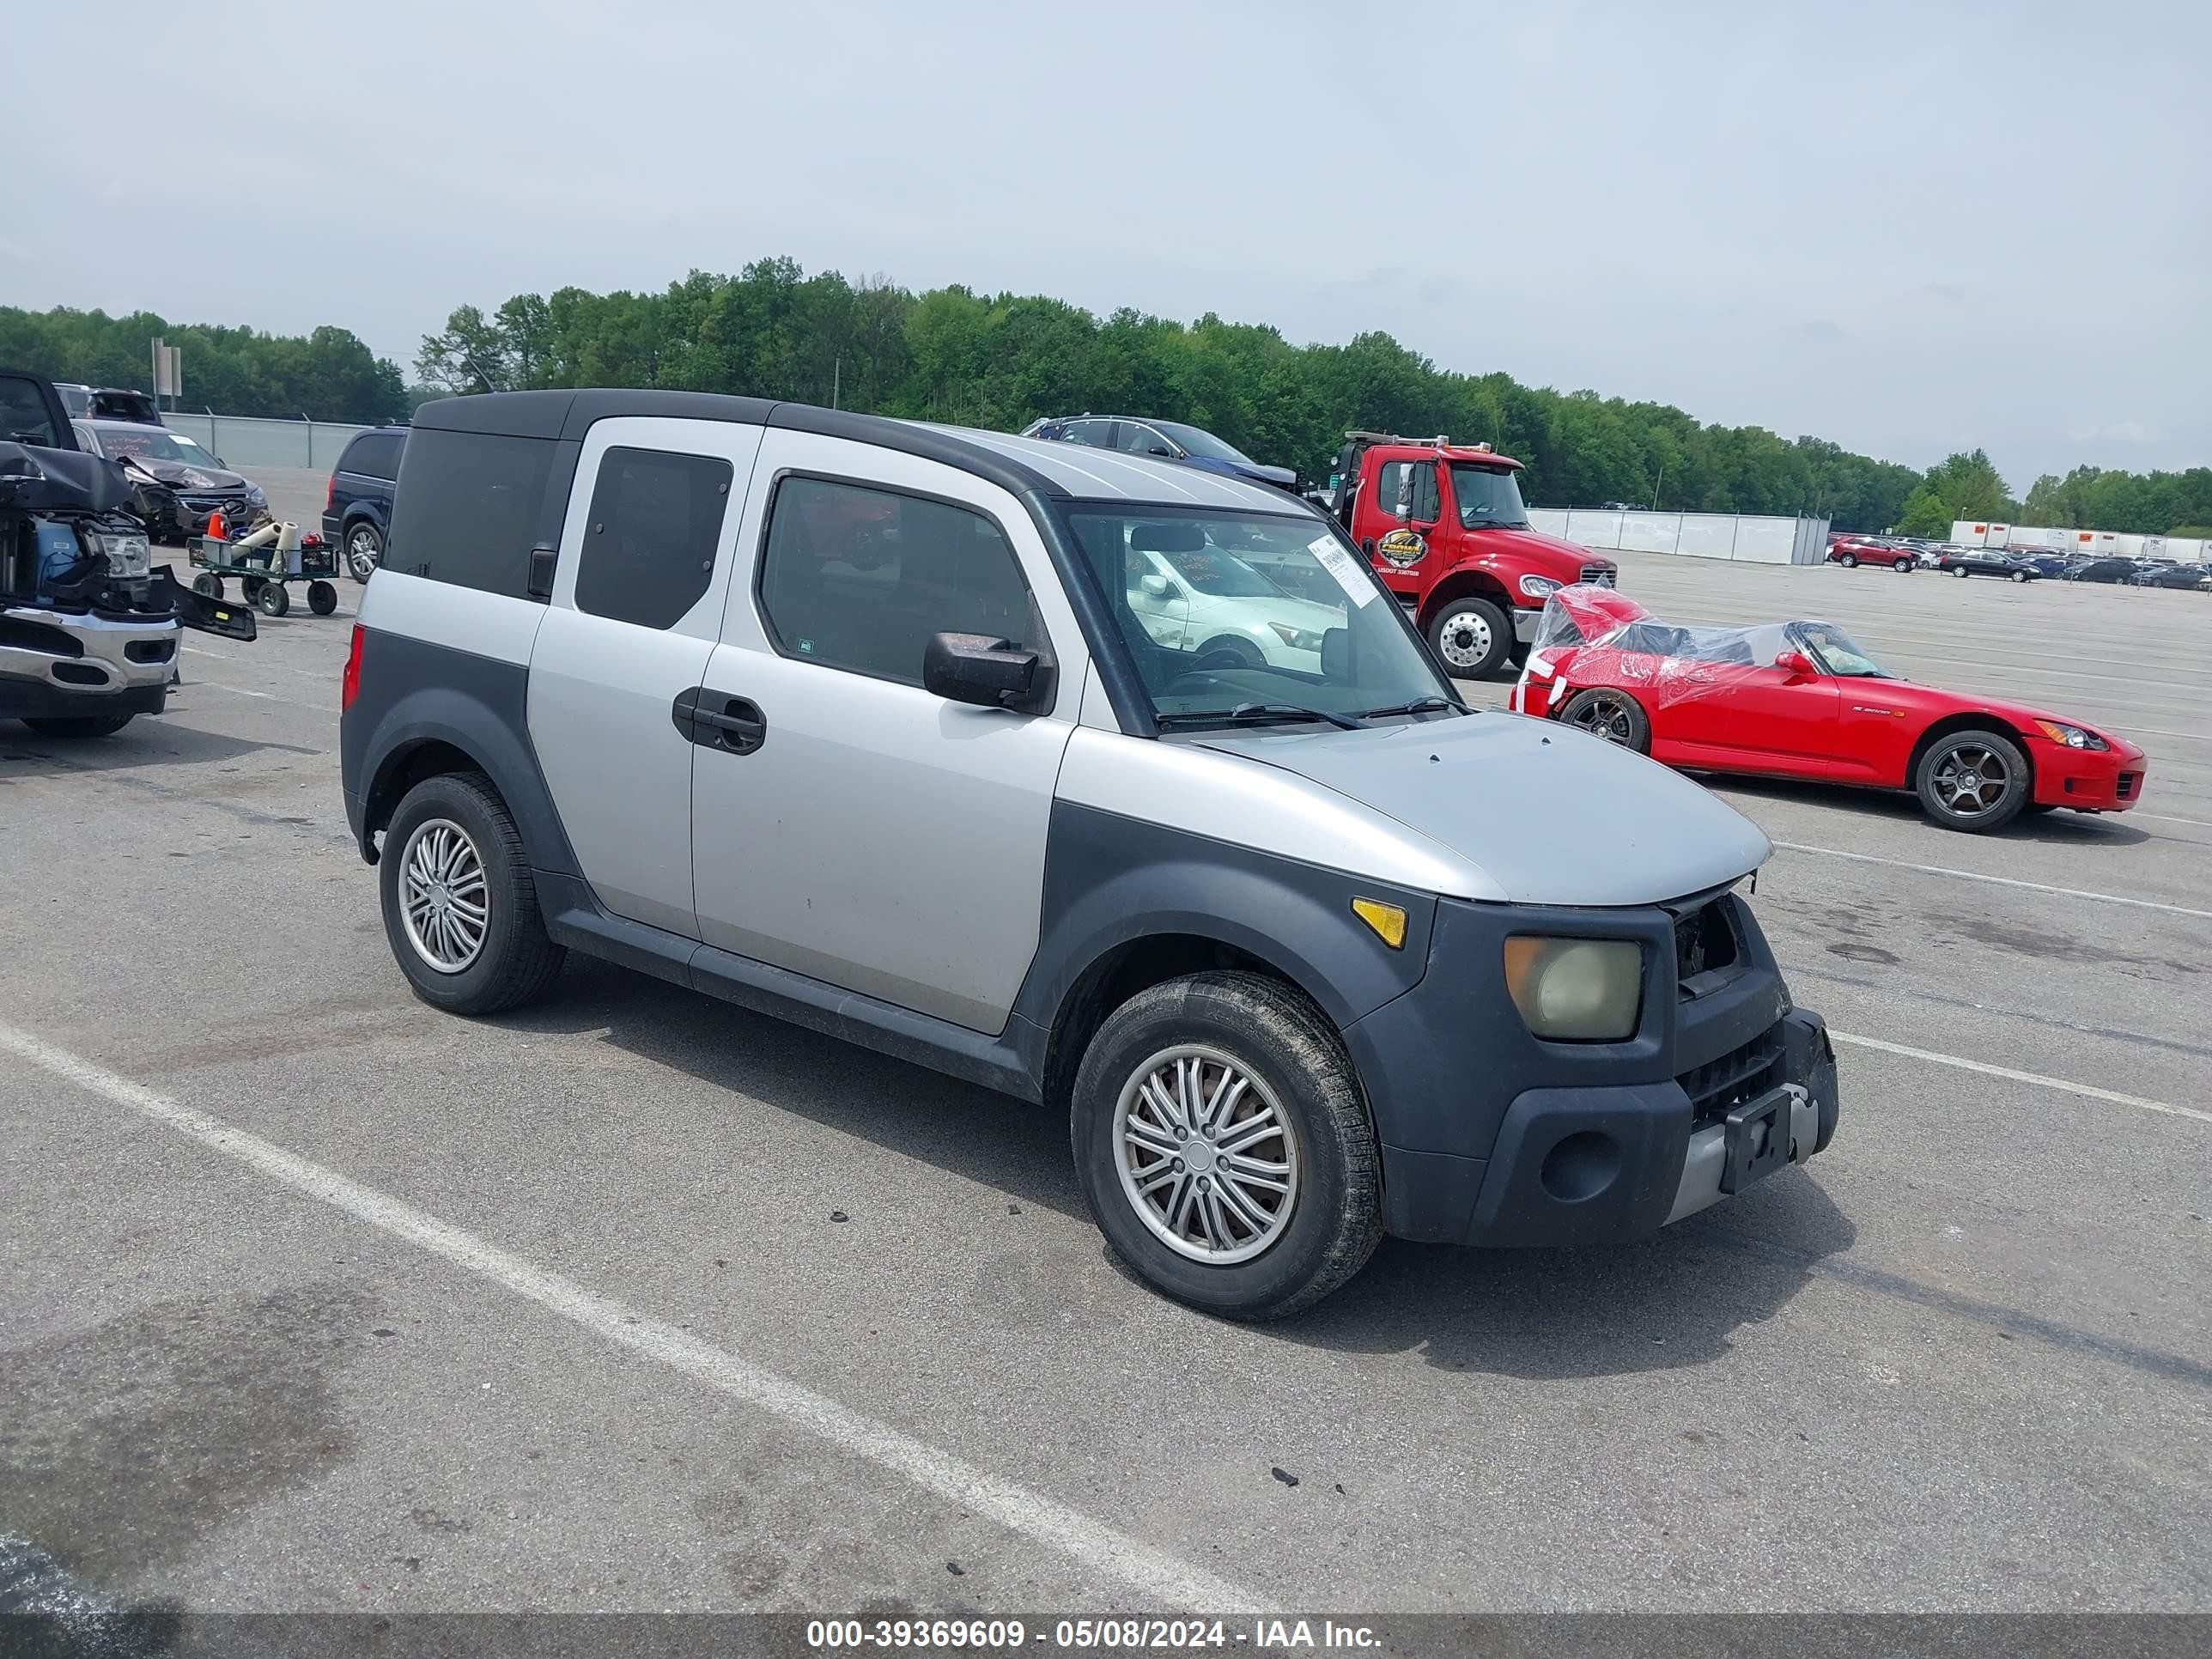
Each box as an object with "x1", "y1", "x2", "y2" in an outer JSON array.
[{"x1": 1515, "y1": 583, "x2": 1825, "y2": 714}]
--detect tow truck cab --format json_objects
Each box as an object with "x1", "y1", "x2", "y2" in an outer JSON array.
[{"x1": 1330, "y1": 432, "x2": 1614, "y2": 679}]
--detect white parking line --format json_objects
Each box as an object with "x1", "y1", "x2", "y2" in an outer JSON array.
[
  {"x1": 0, "y1": 1023, "x2": 1261, "y2": 1613},
  {"x1": 183, "y1": 679, "x2": 341, "y2": 716},
  {"x1": 1771, "y1": 842, "x2": 2212, "y2": 921},
  {"x1": 1829, "y1": 1031, "x2": 2212, "y2": 1125}
]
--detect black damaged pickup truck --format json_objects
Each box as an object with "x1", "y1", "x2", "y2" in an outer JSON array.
[{"x1": 2, "y1": 368, "x2": 255, "y2": 738}]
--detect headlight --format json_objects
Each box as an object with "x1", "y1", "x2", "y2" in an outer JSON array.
[
  {"x1": 243, "y1": 483, "x2": 268, "y2": 507},
  {"x1": 2033, "y1": 719, "x2": 2108, "y2": 751},
  {"x1": 79, "y1": 528, "x2": 151, "y2": 579},
  {"x1": 1519, "y1": 574, "x2": 1563, "y2": 601},
  {"x1": 1502, "y1": 936, "x2": 1644, "y2": 1042},
  {"x1": 1267, "y1": 622, "x2": 1325, "y2": 652}
]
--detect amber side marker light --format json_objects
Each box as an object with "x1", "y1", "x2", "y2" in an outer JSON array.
[{"x1": 1352, "y1": 898, "x2": 1407, "y2": 950}]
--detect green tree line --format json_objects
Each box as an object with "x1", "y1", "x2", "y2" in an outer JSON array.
[{"x1": 0, "y1": 306, "x2": 409, "y2": 426}]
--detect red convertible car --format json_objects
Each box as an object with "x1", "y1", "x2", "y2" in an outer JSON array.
[{"x1": 1509, "y1": 586, "x2": 2147, "y2": 832}]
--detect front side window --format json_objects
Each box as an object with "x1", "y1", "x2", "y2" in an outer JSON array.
[
  {"x1": 1374, "y1": 460, "x2": 1439, "y2": 525},
  {"x1": 1449, "y1": 464, "x2": 1531, "y2": 529},
  {"x1": 1066, "y1": 508, "x2": 1455, "y2": 724},
  {"x1": 574, "y1": 447, "x2": 732, "y2": 629},
  {"x1": 1149, "y1": 421, "x2": 1254, "y2": 465},
  {"x1": 757, "y1": 477, "x2": 1045, "y2": 690},
  {"x1": 1114, "y1": 422, "x2": 1182, "y2": 459}
]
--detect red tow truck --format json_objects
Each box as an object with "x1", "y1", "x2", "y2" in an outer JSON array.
[{"x1": 1328, "y1": 431, "x2": 1614, "y2": 678}]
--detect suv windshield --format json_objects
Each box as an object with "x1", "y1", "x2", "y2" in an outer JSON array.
[
  {"x1": 1449, "y1": 464, "x2": 1530, "y2": 528},
  {"x1": 1066, "y1": 508, "x2": 1457, "y2": 725},
  {"x1": 1149, "y1": 421, "x2": 1255, "y2": 465},
  {"x1": 1796, "y1": 621, "x2": 1890, "y2": 678}
]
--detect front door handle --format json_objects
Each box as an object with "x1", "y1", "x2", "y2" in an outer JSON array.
[{"x1": 672, "y1": 689, "x2": 766, "y2": 755}]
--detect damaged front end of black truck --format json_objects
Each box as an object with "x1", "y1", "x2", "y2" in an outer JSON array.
[{"x1": 2, "y1": 369, "x2": 255, "y2": 739}]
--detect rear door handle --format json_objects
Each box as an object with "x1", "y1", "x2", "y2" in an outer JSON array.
[{"x1": 672, "y1": 689, "x2": 766, "y2": 755}]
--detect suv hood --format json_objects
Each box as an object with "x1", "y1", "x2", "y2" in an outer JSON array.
[
  {"x1": 1196, "y1": 713, "x2": 1770, "y2": 907},
  {"x1": 119, "y1": 453, "x2": 249, "y2": 492}
]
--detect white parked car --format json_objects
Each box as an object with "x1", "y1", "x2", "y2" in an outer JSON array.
[{"x1": 1121, "y1": 529, "x2": 1346, "y2": 672}]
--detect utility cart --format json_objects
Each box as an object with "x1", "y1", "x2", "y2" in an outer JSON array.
[{"x1": 185, "y1": 529, "x2": 341, "y2": 618}]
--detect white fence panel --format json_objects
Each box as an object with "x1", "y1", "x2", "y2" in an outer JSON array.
[
  {"x1": 162, "y1": 412, "x2": 374, "y2": 472},
  {"x1": 1527, "y1": 509, "x2": 1571, "y2": 538},
  {"x1": 1616, "y1": 512, "x2": 1682, "y2": 553},
  {"x1": 1730, "y1": 520, "x2": 1800, "y2": 563},
  {"x1": 1674, "y1": 517, "x2": 1737, "y2": 559}
]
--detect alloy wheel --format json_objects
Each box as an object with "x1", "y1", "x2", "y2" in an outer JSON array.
[
  {"x1": 347, "y1": 526, "x2": 381, "y2": 580},
  {"x1": 1566, "y1": 691, "x2": 1637, "y2": 745},
  {"x1": 1437, "y1": 611, "x2": 1493, "y2": 671},
  {"x1": 1932, "y1": 744, "x2": 2011, "y2": 818},
  {"x1": 1113, "y1": 1045, "x2": 1299, "y2": 1265},
  {"x1": 398, "y1": 817, "x2": 489, "y2": 972}
]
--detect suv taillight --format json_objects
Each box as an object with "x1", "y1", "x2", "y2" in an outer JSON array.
[
  {"x1": 325, "y1": 474, "x2": 337, "y2": 509},
  {"x1": 341, "y1": 623, "x2": 363, "y2": 712}
]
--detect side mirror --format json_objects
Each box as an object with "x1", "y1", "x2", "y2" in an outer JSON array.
[
  {"x1": 1139, "y1": 572, "x2": 1170, "y2": 598},
  {"x1": 1775, "y1": 650, "x2": 1817, "y2": 679},
  {"x1": 924, "y1": 631, "x2": 1048, "y2": 714},
  {"x1": 215, "y1": 456, "x2": 228, "y2": 468}
]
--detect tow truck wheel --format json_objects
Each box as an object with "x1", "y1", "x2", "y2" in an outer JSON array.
[
  {"x1": 191, "y1": 573, "x2": 222, "y2": 599},
  {"x1": 22, "y1": 714, "x2": 134, "y2": 739},
  {"x1": 1071, "y1": 970, "x2": 1382, "y2": 1321},
  {"x1": 307, "y1": 580, "x2": 338, "y2": 616},
  {"x1": 256, "y1": 581, "x2": 290, "y2": 618},
  {"x1": 1425, "y1": 596, "x2": 1513, "y2": 679}
]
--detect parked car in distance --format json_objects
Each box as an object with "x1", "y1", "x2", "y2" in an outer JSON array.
[
  {"x1": 2069, "y1": 557, "x2": 2145, "y2": 584},
  {"x1": 324, "y1": 426, "x2": 407, "y2": 581},
  {"x1": 1826, "y1": 535, "x2": 1919, "y2": 570},
  {"x1": 2130, "y1": 562, "x2": 2212, "y2": 591},
  {"x1": 1934, "y1": 547, "x2": 2037, "y2": 581},
  {"x1": 70, "y1": 419, "x2": 269, "y2": 544},
  {"x1": 340, "y1": 390, "x2": 1839, "y2": 1320},
  {"x1": 1511, "y1": 585, "x2": 2146, "y2": 833},
  {"x1": 1019, "y1": 414, "x2": 1298, "y2": 494},
  {"x1": 2015, "y1": 554, "x2": 2081, "y2": 580},
  {"x1": 53, "y1": 384, "x2": 163, "y2": 425}
]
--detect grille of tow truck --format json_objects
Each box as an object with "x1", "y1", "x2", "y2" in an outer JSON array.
[
  {"x1": 1578, "y1": 564, "x2": 1616, "y2": 586},
  {"x1": 1677, "y1": 1023, "x2": 1785, "y2": 1129}
]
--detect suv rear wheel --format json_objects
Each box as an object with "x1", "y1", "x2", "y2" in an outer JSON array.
[
  {"x1": 1425, "y1": 595, "x2": 1513, "y2": 678},
  {"x1": 380, "y1": 771, "x2": 566, "y2": 1013},
  {"x1": 1071, "y1": 971, "x2": 1382, "y2": 1321}
]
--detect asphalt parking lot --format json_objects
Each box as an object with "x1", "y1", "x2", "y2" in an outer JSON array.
[{"x1": 3, "y1": 517, "x2": 2206, "y2": 1622}]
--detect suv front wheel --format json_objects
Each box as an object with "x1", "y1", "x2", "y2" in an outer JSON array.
[
  {"x1": 1071, "y1": 971, "x2": 1382, "y2": 1320},
  {"x1": 380, "y1": 771, "x2": 566, "y2": 1013}
]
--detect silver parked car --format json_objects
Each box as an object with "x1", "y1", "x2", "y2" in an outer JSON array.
[{"x1": 339, "y1": 392, "x2": 1840, "y2": 1319}]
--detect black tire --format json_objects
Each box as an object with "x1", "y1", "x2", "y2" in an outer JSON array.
[
  {"x1": 1915, "y1": 729, "x2": 2031, "y2": 833},
  {"x1": 1952, "y1": 565, "x2": 1969, "y2": 578},
  {"x1": 379, "y1": 771, "x2": 567, "y2": 1016},
  {"x1": 2010, "y1": 570, "x2": 2029, "y2": 583},
  {"x1": 21, "y1": 714, "x2": 134, "y2": 738},
  {"x1": 1555, "y1": 686, "x2": 1652, "y2": 752},
  {"x1": 242, "y1": 574, "x2": 266, "y2": 601},
  {"x1": 1071, "y1": 971, "x2": 1382, "y2": 1321},
  {"x1": 1893, "y1": 556, "x2": 1913, "y2": 573},
  {"x1": 1837, "y1": 553, "x2": 1857, "y2": 568},
  {"x1": 256, "y1": 580, "x2": 290, "y2": 617},
  {"x1": 344, "y1": 520, "x2": 384, "y2": 583},
  {"x1": 1425, "y1": 595, "x2": 1514, "y2": 679},
  {"x1": 191, "y1": 572, "x2": 222, "y2": 599},
  {"x1": 1191, "y1": 636, "x2": 1264, "y2": 672},
  {"x1": 307, "y1": 580, "x2": 338, "y2": 616}
]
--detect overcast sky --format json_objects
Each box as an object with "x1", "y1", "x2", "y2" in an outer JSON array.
[{"x1": 12, "y1": 1, "x2": 2203, "y2": 489}]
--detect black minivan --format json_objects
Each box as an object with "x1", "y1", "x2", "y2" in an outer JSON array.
[{"x1": 324, "y1": 426, "x2": 407, "y2": 582}]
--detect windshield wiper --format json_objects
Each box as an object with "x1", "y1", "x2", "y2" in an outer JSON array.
[
  {"x1": 1157, "y1": 702, "x2": 1368, "y2": 732},
  {"x1": 1360, "y1": 696, "x2": 1468, "y2": 719}
]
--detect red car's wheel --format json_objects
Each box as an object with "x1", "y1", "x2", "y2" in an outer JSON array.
[
  {"x1": 1916, "y1": 730, "x2": 2030, "y2": 833},
  {"x1": 1837, "y1": 553, "x2": 1858, "y2": 568},
  {"x1": 1556, "y1": 687, "x2": 1651, "y2": 753}
]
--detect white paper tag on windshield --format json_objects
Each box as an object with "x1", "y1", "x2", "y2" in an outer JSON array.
[{"x1": 1307, "y1": 533, "x2": 1377, "y2": 608}]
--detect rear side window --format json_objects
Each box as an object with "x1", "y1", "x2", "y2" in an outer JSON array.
[
  {"x1": 756, "y1": 476, "x2": 1043, "y2": 687},
  {"x1": 343, "y1": 430, "x2": 404, "y2": 480},
  {"x1": 574, "y1": 447, "x2": 732, "y2": 629},
  {"x1": 386, "y1": 428, "x2": 570, "y2": 597},
  {"x1": 1374, "y1": 460, "x2": 1439, "y2": 524}
]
